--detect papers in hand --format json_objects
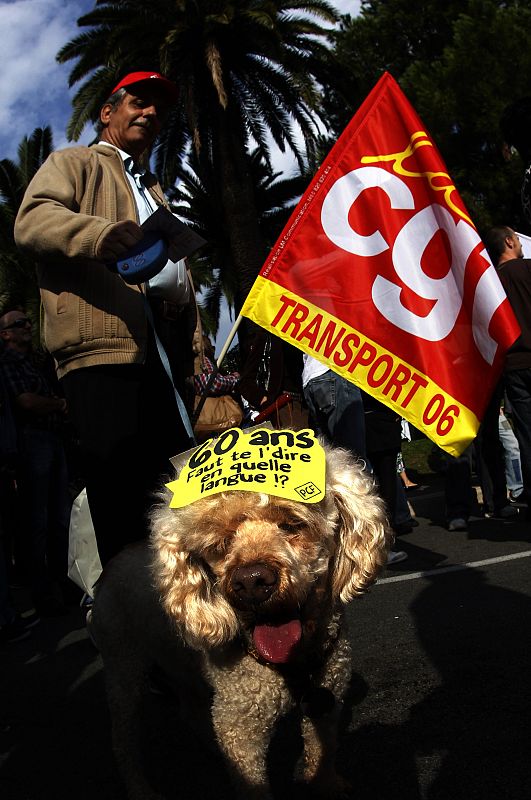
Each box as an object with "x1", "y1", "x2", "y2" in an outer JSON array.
[{"x1": 141, "y1": 206, "x2": 206, "y2": 262}]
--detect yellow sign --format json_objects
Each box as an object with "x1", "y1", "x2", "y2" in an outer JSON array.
[{"x1": 167, "y1": 428, "x2": 326, "y2": 508}]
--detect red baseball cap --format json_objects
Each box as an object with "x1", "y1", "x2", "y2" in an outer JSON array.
[{"x1": 110, "y1": 71, "x2": 178, "y2": 101}]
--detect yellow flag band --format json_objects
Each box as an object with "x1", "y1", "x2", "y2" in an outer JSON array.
[
  {"x1": 167, "y1": 428, "x2": 326, "y2": 508},
  {"x1": 241, "y1": 278, "x2": 479, "y2": 457}
]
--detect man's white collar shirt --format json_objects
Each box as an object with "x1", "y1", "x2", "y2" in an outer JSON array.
[{"x1": 98, "y1": 141, "x2": 190, "y2": 304}]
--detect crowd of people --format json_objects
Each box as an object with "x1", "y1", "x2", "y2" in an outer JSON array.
[{"x1": 1, "y1": 71, "x2": 530, "y2": 644}]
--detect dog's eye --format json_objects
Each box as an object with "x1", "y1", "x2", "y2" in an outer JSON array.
[
  {"x1": 279, "y1": 521, "x2": 305, "y2": 535},
  {"x1": 216, "y1": 536, "x2": 232, "y2": 553},
  {"x1": 229, "y1": 514, "x2": 248, "y2": 531},
  {"x1": 205, "y1": 533, "x2": 232, "y2": 554}
]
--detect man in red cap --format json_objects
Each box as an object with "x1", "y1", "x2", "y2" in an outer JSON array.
[{"x1": 14, "y1": 72, "x2": 200, "y2": 569}]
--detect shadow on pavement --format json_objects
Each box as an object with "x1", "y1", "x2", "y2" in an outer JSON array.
[{"x1": 338, "y1": 567, "x2": 531, "y2": 799}]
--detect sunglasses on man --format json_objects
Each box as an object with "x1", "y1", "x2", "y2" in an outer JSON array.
[{"x1": 2, "y1": 317, "x2": 32, "y2": 329}]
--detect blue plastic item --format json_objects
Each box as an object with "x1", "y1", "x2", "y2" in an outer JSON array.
[{"x1": 115, "y1": 232, "x2": 168, "y2": 283}]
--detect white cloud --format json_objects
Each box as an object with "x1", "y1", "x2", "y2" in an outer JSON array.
[{"x1": 0, "y1": 0, "x2": 92, "y2": 159}]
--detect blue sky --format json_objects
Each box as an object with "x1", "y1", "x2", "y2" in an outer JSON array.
[
  {"x1": 0, "y1": 0, "x2": 94, "y2": 159},
  {"x1": 1, "y1": 0, "x2": 359, "y2": 350}
]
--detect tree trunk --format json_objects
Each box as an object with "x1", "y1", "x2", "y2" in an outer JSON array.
[{"x1": 216, "y1": 106, "x2": 269, "y2": 357}]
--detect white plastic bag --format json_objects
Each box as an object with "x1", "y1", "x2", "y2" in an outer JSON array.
[
  {"x1": 67, "y1": 488, "x2": 102, "y2": 596},
  {"x1": 147, "y1": 257, "x2": 191, "y2": 304}
]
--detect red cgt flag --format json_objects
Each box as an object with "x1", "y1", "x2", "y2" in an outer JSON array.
[{"x1": 241, "y1": 72, "x2": 520, "y2": 456}]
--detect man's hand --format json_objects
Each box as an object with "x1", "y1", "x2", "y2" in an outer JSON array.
[
  {"x1": 16, "y1": 393, "x2": 68, "y2": 417},
  {"x1": 97, "y1": 220, "x2": 144, "y2": 262},
  {"x1": 54, "y1": 396, "x2": 68, "y2": 415}
]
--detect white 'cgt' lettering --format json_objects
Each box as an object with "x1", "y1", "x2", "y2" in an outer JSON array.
[{"x1": 320, "y1": 166, "x2": 504, "y2": 364}]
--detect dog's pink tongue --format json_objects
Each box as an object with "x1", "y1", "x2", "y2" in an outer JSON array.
[{"x1": 253, "y1": 619, "x2": 302, "y2": 664}]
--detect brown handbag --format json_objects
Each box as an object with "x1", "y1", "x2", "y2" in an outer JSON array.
[{"x1": 193, "y1": 394, "x2": 243, "y2": 442}]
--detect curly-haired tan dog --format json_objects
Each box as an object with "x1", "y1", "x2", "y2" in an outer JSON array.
[{"x1": 91, "y1": 442, "x2": 391, "y2": 800}]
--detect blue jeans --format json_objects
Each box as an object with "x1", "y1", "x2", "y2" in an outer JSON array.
[
  {"x1": 505, "y1": 369, "x2": 531, "y2": 502},
  {"x1": 303, "y1": 371, "x2": 366, "y2": 460},
  {"x1": 16, "y1": 428, "x2": 71, "y2": 598},
  {"x1": 499, "y1": 411, "x2": 523, "y2": 497}
]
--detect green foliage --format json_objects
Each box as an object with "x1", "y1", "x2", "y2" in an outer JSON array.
[
  {"x1": 0, "y1": 128, "x2": 54, "y2": 336},
  {"x1": 321, "y1": 0, "x2": 531, "y2": 233},
  {"x1": 402, "y1": 437, "x2": 437, "y2": 477}
]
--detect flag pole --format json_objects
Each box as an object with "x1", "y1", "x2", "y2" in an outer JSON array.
[{"x1": 216, "y1": 313, "x2": 243, "y2": 368}]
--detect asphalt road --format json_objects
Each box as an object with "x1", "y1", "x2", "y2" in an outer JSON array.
[{"x1": 1, "y1": 481, "x2": 530, "y2": 800}]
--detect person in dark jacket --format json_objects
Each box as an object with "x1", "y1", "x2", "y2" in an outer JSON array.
[{"x1": 484, "y1": 226, "x2": 531, "y2": 515}]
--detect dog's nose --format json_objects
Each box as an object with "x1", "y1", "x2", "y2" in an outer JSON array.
[{"x1": 231, "y1": 563, "x2": 278, "y2": 604}]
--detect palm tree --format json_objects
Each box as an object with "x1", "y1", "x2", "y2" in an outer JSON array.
[
  {"x1": 56, "y1": 0, "x2": 339, "y2": 349},
  {"x1": 0, "y1": 127, "x2": 54, "y2": 326},
  {"x1": 168, "y1": 147, "x2": 309, "y2": 336}
]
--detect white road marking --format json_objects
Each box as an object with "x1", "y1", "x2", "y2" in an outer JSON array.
[{"x1": 379, "y1": 550, "x2": 531, "y2": 584}]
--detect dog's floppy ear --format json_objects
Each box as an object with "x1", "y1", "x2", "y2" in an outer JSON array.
[
  {"x1": 150, "y1": 500, "x2": 239, "y2": 650},
  {"x1": 325, "y1": 446, "x2": 391, "y2": 602}
]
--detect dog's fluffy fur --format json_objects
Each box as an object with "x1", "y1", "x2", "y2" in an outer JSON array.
[{"x1": 92, "y1": 442, "x2": 391, "y2": 799}]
